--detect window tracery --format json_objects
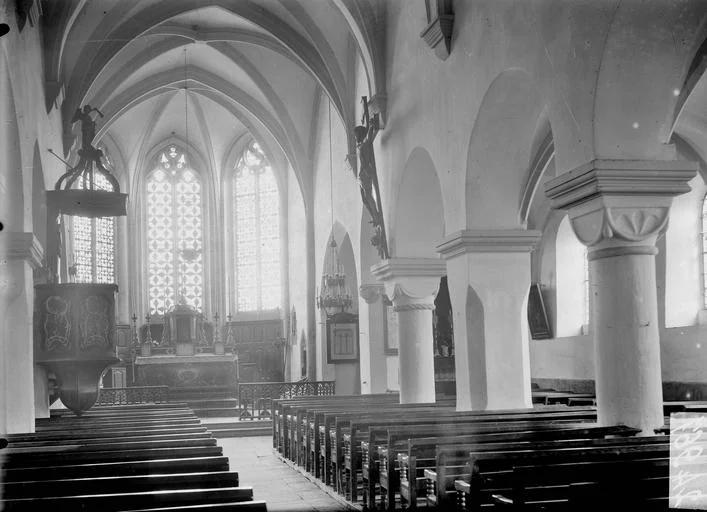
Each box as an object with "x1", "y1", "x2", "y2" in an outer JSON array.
[
  {"x1": 71, "y1": 172, "x2": 115, "y2": 283},
  {"x1": 146, "y1": 146, "x2": 204, "y2": 315},
  {"x1": 233, "y1": 141, "x2": 281, "y2": 312}
]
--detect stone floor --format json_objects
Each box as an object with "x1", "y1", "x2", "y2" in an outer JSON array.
[{"x1": 220, "y1": 436, "x2": 354, "y2": 512}]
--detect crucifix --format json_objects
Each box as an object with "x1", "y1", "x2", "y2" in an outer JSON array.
[{"x1": 354, "y1": 96, "x2": 389, "y2": 259}]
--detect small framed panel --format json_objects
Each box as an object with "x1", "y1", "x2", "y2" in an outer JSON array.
[
  {"x1": 326, "y1": 312, "x2": 359, "y2": 364},
  {"x1": 528, "y1": 283, "x2": 552, "y2": 340}
]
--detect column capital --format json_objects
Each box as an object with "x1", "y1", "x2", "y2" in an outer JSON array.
[
  {"x1": 371, "y1": 257, "x2": 446, "y2": 306},
  {"x1": 544, "y1": 159, "x2": 697, "y2": 210},
  {"x1": 545, "y1": 159, "x2": 698, "y2": 249},
  {"x1": 0, "y1": 232, "x2": 44, "y2": 269},
  {"x1": 436, "y1": 229, "x2": 542, "y2": 259},
  {"x1": 359, "y1": 283, "x2": 385, "y2": 304}
]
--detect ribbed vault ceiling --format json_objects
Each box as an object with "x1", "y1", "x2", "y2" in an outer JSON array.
[{"x1": 43, "y1": 0, "x2": 385, "y2": 204}]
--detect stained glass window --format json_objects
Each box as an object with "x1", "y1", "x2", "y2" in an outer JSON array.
[
  {"x1": 233, "y1": 141, "x2": 281, "y2": 311},
  {"x1": 147, "y1": 146, "x2": 204, "y2": 315},
  {"x1": 702, "y1": 195, "x2": 707, "y2": 308},
  {"x1": 70, "y1": 172, "x2": 115, "y2": 283}
]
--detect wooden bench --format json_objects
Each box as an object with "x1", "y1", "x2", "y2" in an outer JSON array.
[
  {"x1": 381, "y1": 424, "x2": 639, "y2": 512},
  {"x1": 8, "y1": 431, "x2": 213, "y2": 449},
  {"x1": 363, "y1": 418, "x2": 602, "y2": 509},
  {"x1": 8, "y1": 425, "x2": 210, "y2": 443},
  {"x1": 3, "y1": 471, "x2": 239, "y2": 499},
  {"x1": 339, "y1": 407, "x2": 597, "y2": 501},
  {"x1": 4, "y1": 445, "x2": 225, "y2": 468},
  {"x1": 485, "y1": 458, "x2": 670, "y2": 511},
  {"x1": 121, "y1": 502, "x2": 268, "y2": 512},
  {"x1": 431, "y1": 438, "x2": 669, "y2": 510},
  {"x1": 1, "y1": 486, "x2": 256, "y2": 511},
  {"x1": 531, "y1": 392, "x2": 595, "y2": 406},
  {"x1": 274, "y1": 394, "x2": 400, "y2": 456},
  {"x1": 303, "y1": 401, "x2": 455, "y2": 474},
  {"x1": 300, "y1": 399, "x2": 457, "y2": 472},
  {"x1": 1, "y1": 403, "x2": 266, "y2": 512},
  {"x1": 320, "y1": 404, "x2": 594, "y2": 485},
  {"x1": 272, "y1": 393, "x2": 398, "y2": 451},
  {"x1": 3, "y1": 456, "x2": 231, "y2": 482}
]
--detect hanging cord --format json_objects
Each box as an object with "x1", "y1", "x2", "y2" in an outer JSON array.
[
  {"x1": 184, "y1": 47, "x2": 188, "y2": 150},
  {"x1": 328, "y1": 100, "x2": 334, "y2": 233}
]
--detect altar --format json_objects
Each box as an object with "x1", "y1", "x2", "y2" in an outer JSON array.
[
  {"x1": 135, "y1": 353, "x2": 237, "y2": 388},
  {"x1": 133, "y1": 302, "x2": 238, "y2": 388}
]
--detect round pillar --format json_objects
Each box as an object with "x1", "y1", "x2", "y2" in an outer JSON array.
[
  {"x1": 371, "y1": 257, "x2": 446, "y2": 404},
  {"x1": 591, "y1": 244, "x2": 663, "y2": 432},
  {"x1": 394, "y1": 295, "x2": 436, "y2": 403}
]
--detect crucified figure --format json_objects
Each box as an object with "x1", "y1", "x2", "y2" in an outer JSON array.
[{"x1": 355, "y1": 96, "x2": 389, "y2": 259}]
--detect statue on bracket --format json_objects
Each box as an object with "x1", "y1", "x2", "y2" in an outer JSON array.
[
  {"x1": 71, "y1": 104, "x2": 104, "y2": 154},
  {"x1": 354, "y1": 96, "x2": 390, "y2": 259}
]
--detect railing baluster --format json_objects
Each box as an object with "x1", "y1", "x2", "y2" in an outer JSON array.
[{"x1": 237, "y1": 380, "x2": 336, "y2": 419}]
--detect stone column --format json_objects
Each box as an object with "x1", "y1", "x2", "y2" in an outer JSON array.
[
  {"x1": 437, "y1": 230, "x2": 540, "y2": 411},
  {"x1": 372, "y1": 258, "x2": 446, "y2": 404},
  {"x1": 545, "y1": 159, "x2": 697, "y2": 433},
  {"x1": 0, "y1": 232, "x2": 43, "y2": 433},
  {"x1": 359, "y1": 283, "x2": 387, "y2": 394}
]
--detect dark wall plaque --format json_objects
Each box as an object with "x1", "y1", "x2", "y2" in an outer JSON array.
[{"x1": 528, "y1": 283, "x2": 552, "y2": 340}]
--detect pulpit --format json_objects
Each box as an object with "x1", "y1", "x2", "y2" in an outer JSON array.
[{"x1": 34, "y1": 283, "x2": 119, "y2": 415}]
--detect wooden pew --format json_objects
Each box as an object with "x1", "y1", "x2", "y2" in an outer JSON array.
[
  {"x1": 300, "y1": 399, "x2": 457, "y2": 469},
  {"x1": 531, "y1": 392, "x2": 595, "y2": 406},
  {"x1": 2, "y1": 403, "x2": 266, "y2": 512},
  {"x1": 3, "y1": 445, "x2": 224, "y2": 468},
  {"x1": 364, "y1": 419, "x2": 601, "y2": 509},
  {"x1": 5, "y1": 437, "x2": 218, "y2": 457},
  {"x1": 9, "y1": 431, "x2": 213, "y2": 449},
  {"x1": 274, "y1": 394, "x2": 399, "y2": 456},
  {"x1": 303, "y1": 401, "x2": 456, "y2": 474},
  {"x1": 3, "y1": 456, "x2": 231, "y2": 482},
  {"x1": 272, "y1": 393, "x2": 398, "y2": 451},
  {"x1": 488, "y1": 458, "x2": 670, "y2": 511},
  {"x1": 3, "y1": 471, "x2": 239, "y2": 499},
  {"x1": 316, "y1": 405, "x2": 593, "y2": 489},
  {"x1": 122, "y1": 502, "x2": 268, "y2": 512},
  {"x1": 381, "y1": 424, "x2": 639, "y2": 511},
  {"x1": 338, "y1": 407, "x2": 597, "y2": 501},
  {"x1": 430, "y1": 437, "x2": 669, "y2": 510},
  {"x1": 1, "y1": 486, "x2": 256, "y2": 511},
  {"x1": 8, "y1": 425, "x2": 210, "y2": 443}
]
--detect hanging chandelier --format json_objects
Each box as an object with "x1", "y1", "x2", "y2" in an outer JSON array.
[
  {"x1": 317, "y1": 237, "x2": 353, "y2": 317},
  {"x1": 316, "y1": 100, "x2": 352, "y2": 318}
]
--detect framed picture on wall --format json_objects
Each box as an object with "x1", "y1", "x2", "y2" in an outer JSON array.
[
  {"x1": 326, "y1": 312, "x2": 359, "y2": 363},
  {"x1": 383, "y1": 298, "x2": 399, "y2": 355},
  {"x1": 528, "y1": 283, "x2": 552, "y2": 340}
]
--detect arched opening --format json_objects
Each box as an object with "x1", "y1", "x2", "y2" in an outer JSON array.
[
  {"x1": 391, "y1": 147, "x2": 444, "y2": 258},
  {"x1": 555, "y1": 215, "x2": 588, "y2": 337},
  {"x1": 433, "y1": 276, "x2": 455, "y2": 395},
  {"x1": 466, "y1": 68, "x2": 546, "y2": 228},
  {"x1": 319, "y1": 226, "x2": 360, "y2": 395}
]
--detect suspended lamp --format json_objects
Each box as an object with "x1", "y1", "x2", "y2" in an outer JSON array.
[{"x1": 316, "y1": 101, "x2": 352, "y2": 318}]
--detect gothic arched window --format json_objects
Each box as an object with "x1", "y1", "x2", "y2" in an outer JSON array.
[
  {"x1": 71, "y1": 172, "x2": 115, "y2": 283},
  {"x1": 232, "y1": 141, "x2": 281, "y2": 312},
  {"x1": 146, "y1": 146, "x2": 204, "y2": 315},
  {"x1": 702, "y1": 194, "x2": 707, "y2": 308}
]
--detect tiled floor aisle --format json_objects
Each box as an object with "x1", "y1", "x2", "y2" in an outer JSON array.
[{"x1": 220, "y1": 436, "x2": 353, "y2": 512}]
